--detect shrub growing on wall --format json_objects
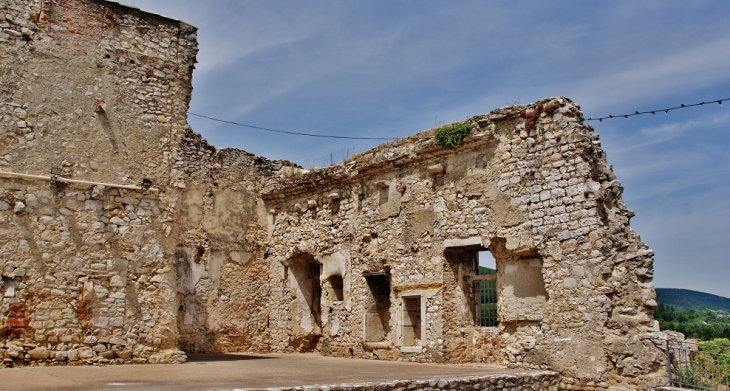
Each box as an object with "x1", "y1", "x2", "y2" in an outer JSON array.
[{"x1": 435, "y1": 122, "x2": 472, "y2": 148}]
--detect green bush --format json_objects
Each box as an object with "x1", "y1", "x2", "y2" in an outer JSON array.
[{"x1": 434, "y1": 122, "x2": 472, "y2": 148}]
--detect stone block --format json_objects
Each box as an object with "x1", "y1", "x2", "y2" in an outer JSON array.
[
  {"x1": 28, "y1": 347, "x2": 50, "y2": 360},
  {"x1": 66, "y1": 350, "x2": 79, "y2": 361},
  {"x1": 54, "y1": 351, "x2": 68, "y2": 361},
  {"x1": 116, "y1": 350, "x2": 133, "y2": 359},
  {"x1": 109, "y1": 337, "x2": 127, "y2": 346},
  {"x1": 91, "y1": 316, "x2": 109, "y2": 328},
  {"x1": 443, "y1": 236, "x2": 485, "y2": 249},
  {"x1": 84, "y1": 200, "x2": 102, "y2": 211},
  {"x1": 78, "y1": 348, "x2": 94, "y2": 360},
  {"x1": 110, "y1": 275, "x2": 125, "y2": 287}
]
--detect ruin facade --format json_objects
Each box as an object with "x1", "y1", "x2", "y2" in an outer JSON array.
[{"x1": 1, "y1": 1, "x2": 670, "y2": 390}]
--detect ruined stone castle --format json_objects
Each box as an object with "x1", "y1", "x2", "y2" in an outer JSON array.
[{"x1": 0, "y1": 1, "x2": 669, "y2": 390}]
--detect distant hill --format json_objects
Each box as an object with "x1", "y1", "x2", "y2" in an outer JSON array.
[
  {"x1": 656, "y1": 288, "x2": 730, "y2": 316},
  {"x1": 478, "y1": 266, "x2": 496, "y2": 275}
]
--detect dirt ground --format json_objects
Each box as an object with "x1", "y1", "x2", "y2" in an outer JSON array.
[{"x1": 0, "y1": 353, "x2": 535, "y2": 391}]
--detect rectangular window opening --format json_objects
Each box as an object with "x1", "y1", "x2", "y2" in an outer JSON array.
[{"x1": 475, "y1": 251, "x2": 498, "y2": 327}]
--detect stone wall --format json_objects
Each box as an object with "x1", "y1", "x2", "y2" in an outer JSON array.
[
  {"x1": 0, "y1": 1, "x2": 668, "y2": 390},
  {"x1": 252, "y1": 97, "x2": 666, "y2": 390},
  {"x1": 0, "y1": 0, "x2": 197, "y2": 365},
  {"x1": 172, "y1": 133, "x2": 278, "y2": 353}
]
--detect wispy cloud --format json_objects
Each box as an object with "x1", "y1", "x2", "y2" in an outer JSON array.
[
  {"x1": 607, "y1": 112, "x2": 730, "y2": 155},
  {"x1": 570, "y1": 35, "x2": 730, "y2": 112}
]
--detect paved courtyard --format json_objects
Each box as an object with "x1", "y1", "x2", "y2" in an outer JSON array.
[{"x1": 0, "y1": 353, "x2": 539, "y2": 391}]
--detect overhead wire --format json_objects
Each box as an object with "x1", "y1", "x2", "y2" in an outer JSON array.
[
  {"x1": 187, "y1": 97, "x2": 728, "y2": 140},
  {"x1": 585, "y1": 98, "x2": 727, "y2": 122},
  {"x1": 187, "y1": 112, "x2": 395, "y2": 141}
]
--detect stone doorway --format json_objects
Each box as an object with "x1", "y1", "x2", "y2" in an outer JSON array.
[
  {"x1": 442, "y1": 241, "x2": 494, "y2": 361},
  {"x1": 287, "y1": 254, "x2": 322, "y2": 352},
  {"x1": 363, "y1": 272, "x2": 391, "y2": 343}
]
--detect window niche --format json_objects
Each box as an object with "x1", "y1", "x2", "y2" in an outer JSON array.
[
  {"x1": 489, "y1": 238, "x2": 548, "y2": 323},
  {"x1": 3, "y1": 277, "x2": 15, "y2": 298},
  {"x1": 287, "y1": 253, "x2": 322, "y2": 352},
  {"x1": 401, "y1": 296, "x2": 422, "y2": 347},
  {"x1": 327, "y1": 275, "x2": 344, "y2": 302},
  {"x1": 289, "y1": 256, "x2": 322, "y2": 324},
  {"x1": 375, "y1": 180, "x2": 390, "y2": 205},
  {"x1": 443, "y1": 243, "x2": 489, "y2": 329}
]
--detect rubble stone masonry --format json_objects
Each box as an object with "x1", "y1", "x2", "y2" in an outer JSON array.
[{"x1": 0, "y1": 1, "x2": 670, "y2": 390}]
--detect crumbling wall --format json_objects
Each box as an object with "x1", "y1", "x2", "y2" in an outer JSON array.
[
  {"x1": 0, "y1": 2, "x2": 667, "y2": 389},
  {"x1": 0, "y1": 0, "x2": 197, "y2": 366},
  {"x1": 257, "y1": 97, "x2": 665, "y2": 390},
  {"x1": 173, "y1": 133, "x2": 280, "y2": 353}
]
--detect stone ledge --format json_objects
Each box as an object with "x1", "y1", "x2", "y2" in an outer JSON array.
[{"x1": 245, "y1": 371, "x2": 559, "y2": 391}]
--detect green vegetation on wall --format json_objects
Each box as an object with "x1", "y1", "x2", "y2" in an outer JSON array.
[{"x1": 434, "y1": 122, "x2": 472, "y2": 148}]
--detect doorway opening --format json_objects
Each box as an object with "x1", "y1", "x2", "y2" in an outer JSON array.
[
  {"x1": 364, "y1": 272, "x2": 390, "y2": 342},
  {"x1": 288, "y1": 253, "x2": 322, "y2": 351}
]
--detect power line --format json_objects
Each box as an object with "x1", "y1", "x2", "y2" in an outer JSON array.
[
  {"x1": 187, "y1": 112, "x2": 396, "y2": 140},
  {"x1": 585, "y1": 98, "x2": 727, "y2": 122},
  {"x1": 188, "y1": 97, "x2": 728, "y2": 140}
]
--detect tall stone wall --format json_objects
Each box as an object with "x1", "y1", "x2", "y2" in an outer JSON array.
[
  {"x1": 0, "y1": 0, "x2": 284, "y2": 364},
  {"x1": 0, "y1": 0, "x2": 198, "y2": 365}
]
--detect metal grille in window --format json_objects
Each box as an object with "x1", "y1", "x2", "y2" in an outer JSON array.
[{"x1": 474, "y1": 275, "x2": 498, "y2": 327}]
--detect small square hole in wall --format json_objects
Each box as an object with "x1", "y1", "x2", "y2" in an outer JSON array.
[{"x1": 3, "y1": 277, "x2": 15, "y2": 298}]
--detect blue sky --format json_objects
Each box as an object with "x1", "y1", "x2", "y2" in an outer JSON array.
[{"x1": 120, "y1": 1, "x2": 730, "y2": 298}]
